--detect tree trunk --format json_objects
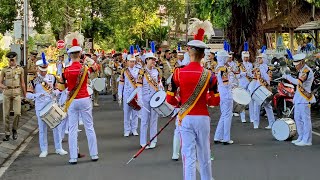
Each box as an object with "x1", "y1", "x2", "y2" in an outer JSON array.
[{"x1": 226, "y1": 0, "x2": 267, "y2": 63}]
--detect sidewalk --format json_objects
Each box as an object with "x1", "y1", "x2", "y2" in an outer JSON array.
[{"x1": 0, "y1": 109, "x2": 37, "y2": 166}]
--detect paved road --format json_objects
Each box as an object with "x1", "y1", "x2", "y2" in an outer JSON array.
[{"x1": 1, "y1": 95, "x2": 320, "y2": 180}]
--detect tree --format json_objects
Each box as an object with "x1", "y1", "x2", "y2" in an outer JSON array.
[{"x1": 0, "y1": 0, "x2": 17, "y2": 34}]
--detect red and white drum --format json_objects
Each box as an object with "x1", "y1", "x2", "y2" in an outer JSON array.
[{"x1": 126, "y1": 88, "x2": 141, "y2": 111}]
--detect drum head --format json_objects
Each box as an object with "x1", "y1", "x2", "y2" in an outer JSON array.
[
  {"x1": 150, "y1": 91, "x2": 166, "y2": 108},
  {"x1": 93, "y1": 78, "x2": 106, "y2": 91},
  {"x1": 127, "y1": 88, "x2": 139, "y2": 104},
  {"x1": 232, "y1": 88, "x2": 251, "y2": 105},
  {"x1": 87, "y1": 86, "x2": 93, "y2": 95},
  {"x1": 39, "y1": 102, "x2": 53, "y2": 116},
  {"x1": 272, "y1": 120, "x2": 290, "y2": 141}
]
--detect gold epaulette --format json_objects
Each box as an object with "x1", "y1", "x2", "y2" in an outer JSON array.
[{"x1": 303, "y1": 67, "x2": 309, "y2": 73}]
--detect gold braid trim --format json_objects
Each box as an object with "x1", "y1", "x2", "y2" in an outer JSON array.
[{"x1": 124, "y1": 68, "x2": 137, "y2": 89}]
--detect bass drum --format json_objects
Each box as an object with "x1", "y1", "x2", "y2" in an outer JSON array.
[{"x1": 272, "y1": 118, "x2": 297, "y2": 141}]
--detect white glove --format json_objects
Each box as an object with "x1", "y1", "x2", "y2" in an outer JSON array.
[{"x1": 118, "y1": 99, "x2": 122, "y2": 107}]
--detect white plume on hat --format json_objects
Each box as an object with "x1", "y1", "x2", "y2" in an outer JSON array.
[
  {"x1": 65, "y1": 32, "x2": 84, "y2": 47},
  {"x1": 188, "y1": 18, "x2": 215, "y2": 38}
]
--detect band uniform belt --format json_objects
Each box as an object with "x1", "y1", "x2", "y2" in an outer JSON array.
[
  {"x1": 7, "y1": 86, "x2": 20, "y2": 89},
  {"x1": 28, "y1": 73, "x2": 35, "y2": 75}
]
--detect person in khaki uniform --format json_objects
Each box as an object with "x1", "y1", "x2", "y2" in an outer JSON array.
[
  {"x1": 0, "y1": 52, "x2": 26, "y2": 141},
  {"x1": 27, "y1": 51, "x2": 38, "y2": 82},
  {"x1": 111, "y1": 53, "x2": 122, "y2": 101},
  {"x1": 90, "y1": 54, "x2": 101, "y2": 106},
  {"x1": 101, "y1": 55, "x2": 112, "y2": 94},
  {"x1": 161, "y1": 50, "x2": 176, "y2": 87}
]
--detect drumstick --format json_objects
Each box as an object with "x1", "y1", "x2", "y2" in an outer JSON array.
[{"x1": 126, "y1": 113, "x2": 178, "y2": 164}]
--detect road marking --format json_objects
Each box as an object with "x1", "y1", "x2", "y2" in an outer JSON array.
[
  {"x1": 0, "y1": 129, "x2": 38, "y2": 178},
  {"x1": 312, "y1": 131, "x2": 320, "y2": 137}
]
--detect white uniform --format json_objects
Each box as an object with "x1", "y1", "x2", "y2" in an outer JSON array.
[
  {"x1": 118, "y1": 67, "x2": 140, "y2": 135},
  {"x1": 214, "y1": 67, "x2": 234, "y2": 142},
  {"x1": 172, "y1": 108, "x2": 181, "y2": 160},
  {"x1": 253, "y1": 63, "x2": 275, "y2": 128},
  {"x1": 137, "y1": 67, "x2": 161, "y2": 147},
  {"x1": 285, "y1": 64, "x2": 315, "y2": 145},
  {"x1": 237, "y1": 61, "x2": 254, "y2": 122},
  {"x1": 26, "y1": 74, "x2": 63, "y2": 153}
]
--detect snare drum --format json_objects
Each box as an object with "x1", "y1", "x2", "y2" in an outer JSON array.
[
  {"x1": 126, "y1": 88, "x2": 141, "y2": 110},
  {"x1": 150, "y1": 91, "x2": 174, "y2": 117},
  {"x1": 251, "y1": 85, "x2": 272, "y2": 106},
  {"x1": 39, "y1": 102, "x2": 67, "y2": 129},
  {"x1": 91, "y1": 78, "x2": 106, "y2": 91},
  {"x1": 272, "y1": 118, "x2": 297, "y2": 141},
  {"x1": 232, "y1": 88, "x2": 251, "y2": 113}
]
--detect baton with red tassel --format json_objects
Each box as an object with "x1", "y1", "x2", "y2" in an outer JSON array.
[{"x1": 126, "y1": 113, "x2": 178, "y2": 164}]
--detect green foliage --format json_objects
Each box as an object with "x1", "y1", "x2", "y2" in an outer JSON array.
[{"x1": 0, "y1": 0, "x2": 17, "y2": 34}]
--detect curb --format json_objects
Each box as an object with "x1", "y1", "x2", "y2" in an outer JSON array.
[{"x1": 0, "y1": 111, "x2": 38, "y2": 167}]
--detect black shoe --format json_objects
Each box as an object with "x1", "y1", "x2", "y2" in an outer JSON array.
[
  {"x1": 113, "y1": 94, "x2": 117, "y2": 101},
  {"x1": 3, "y1": 135, "x2": 10, "y2": 141},
  {"x1": 172, "y1": 158, "x2": 179, "y2": 161},
  {"x1": 12, "y1": 130, "x2": 17, "y2": 140},
  {"x1": 78, "y1": 153, "x2": 85, "y2": 158},
  {"x1": 69, "y1": 161, "x2": 77, "y2": 165},
  {"x1": 214, "y1": 140, "x2": 221, "y2": 144}
]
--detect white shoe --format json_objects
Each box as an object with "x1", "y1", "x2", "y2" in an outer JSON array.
[
  {"x1": 295, "y1": 141, "x2": 312, "y2": 146},
  {"x1": 124, "y1": 132, "x2": 130, "y2": 137},
  {"x1": 233, "y1": 113, "x2": 239, "y2": 117},
  {"x1": 56, "y1": 149, "x2": 68, "y2": 155},
  {"x1": 148, "y1": 142, "x2": 156, "y2": 149},
  {"x1": 264, "y1": 126, "x2": 272, "y2": 130},
  {"x1": 241, "y1": 119, "x2": 247, "y2": 123},
  {"x1": 65, "y1": 130, "x2": 69, "y2": 134},
  {"x1": 93, "y1": 103, "x2": 99, "y2": 107},
  {"x1": 254, "y1": 125, "x2": 259, "y2": 129},
  {"x1": 91, "y1": 155, "x2": 99, "y2": 161},
  {"x1": 39, "y1": 151, "x2": 48, "y2": 158},
  {"x1": 132, "y1": 130, "x2": 139, "y2": 136},
  {"x1": 291, "y1": 139, "x2": 301, "y2": 144},
  {"x1": 77, "y1": 129, "x2": 82, "y2": 132},
  {"x1": 79, "y1": 119, "x2": 84, "y2": 125}
]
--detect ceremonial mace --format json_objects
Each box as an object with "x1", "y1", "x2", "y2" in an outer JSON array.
[{"x1": 126, "y1": 113, "x2": 178, "y2": 164}]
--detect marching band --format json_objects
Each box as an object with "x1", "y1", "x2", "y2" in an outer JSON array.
[{"x1": 0, "y1": 19, "x2": 317, "y2": 180}]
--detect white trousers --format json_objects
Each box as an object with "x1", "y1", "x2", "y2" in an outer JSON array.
[
  {"x1": 60, "y1": 116, "x2": 68, "y2": 140},
  {"x1": 214, "y1": 99, "x2": 233, "y2": 141},
  {"x1": 294, "y1": 103, "x2": 312, "y2": 143},
  {"x1": 240, "y1": 100, "x2": 254, "y2": 122},
  {"x1": 140, "y1": 99, "x2": 158, "y2": 146},
  {"x1": 36, "y1": 111, "x2": 62, "y2": 152},
  {"x1": 123, "y1": 97, "x2": 139, "y2": 133},
  {"x1": 254, "y1": 101, "x2": 275, "y2": 127},
  {"x1": 180, "y1": 115, "x2": 212, "y2": 180},
  {"x1": 68, "y1": 97, "x2": 98, "y2": 159}
]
